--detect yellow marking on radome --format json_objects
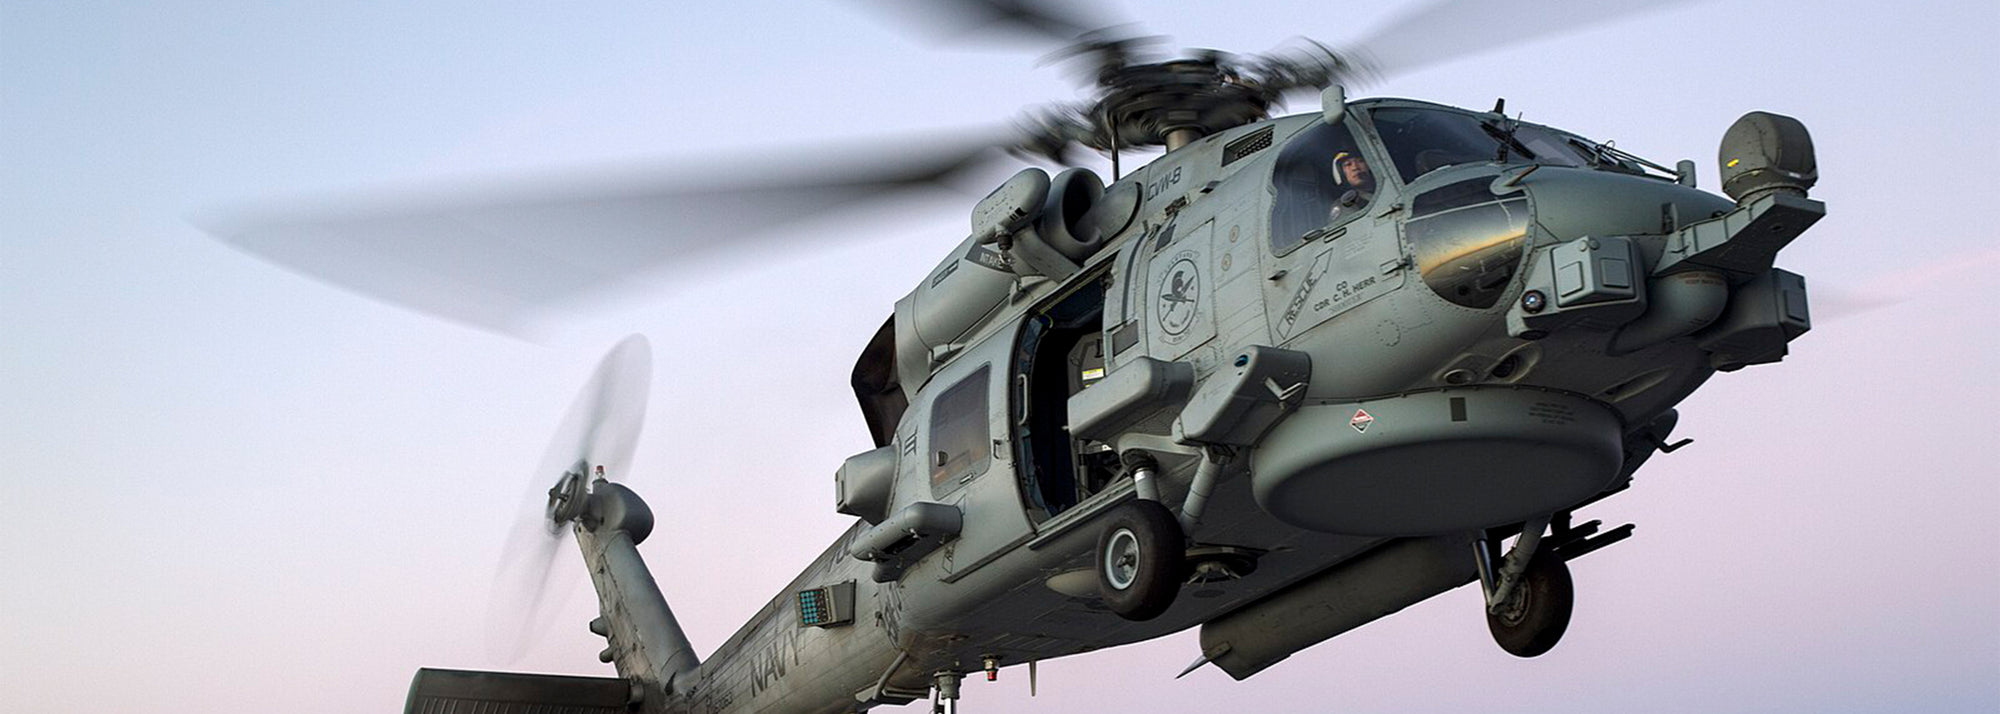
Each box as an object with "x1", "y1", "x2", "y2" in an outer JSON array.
[{"x1": 1727, "y1": 158, "x2": 1740, "y2": 168}]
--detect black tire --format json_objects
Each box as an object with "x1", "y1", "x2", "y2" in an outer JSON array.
[
  {"x1": 1486, "y1": 547, "x2": 1574, "y2": 657},
  {"x1": 1095, "y1": 500, "x2": 1185, "y2": 621}
]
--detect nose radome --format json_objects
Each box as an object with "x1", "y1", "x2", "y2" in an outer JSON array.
[{"x1": 1520, "y1": 167, "x2": 1735, "y2": 250}]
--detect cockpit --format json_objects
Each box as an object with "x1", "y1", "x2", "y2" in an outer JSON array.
[
  {"x1": 1271, "y1": 102, "x2": 1675, "y2": 255},
  {"x1": 1371, "y1": 104, "x2": 1676, "y2": 184}
]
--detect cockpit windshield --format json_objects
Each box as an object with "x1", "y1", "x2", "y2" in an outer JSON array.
[
  {"x1": 1370, "y1": 106, "x2": 1662, "y2": 185},
  {"x1": 1371, "y1": 107, "x2": 1578, "y2": 184}
]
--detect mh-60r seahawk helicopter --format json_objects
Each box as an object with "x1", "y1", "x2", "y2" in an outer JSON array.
[{"x1": 211, "y1": 1, "x2": 1825, "y2": 712}]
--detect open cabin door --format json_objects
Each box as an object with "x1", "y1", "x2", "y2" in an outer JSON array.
[{"x1": 1010, "y1": 270, "x2": 1116, "y2": 522}]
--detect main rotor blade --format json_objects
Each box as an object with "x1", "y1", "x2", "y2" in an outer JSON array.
[
  {"x1": 200, "y1": 133, "x2": 1010, "y2": 337},
  {"x1": 855, "y1": 0, "x2": 1121, "y2": 46},
  {"x1": 1341, "y1": 0, "x2": 1710, "y2": 84}
]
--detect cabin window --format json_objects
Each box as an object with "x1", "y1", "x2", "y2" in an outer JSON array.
[
  {"x1": 1269, "y1": 119, "x2": 1378, "y2": 255},
  {"x1": 929, "y1": 365, "x2": 991, "y2": 496}
]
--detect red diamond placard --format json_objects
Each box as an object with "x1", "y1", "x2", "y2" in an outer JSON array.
[{"x1": 1350, "y1": 408, "x2": 1374, "y2": 433}]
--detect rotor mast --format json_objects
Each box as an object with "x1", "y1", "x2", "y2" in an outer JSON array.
[{"x1": 1018, "y1": 39, "x2": 1353, "y2": 163}]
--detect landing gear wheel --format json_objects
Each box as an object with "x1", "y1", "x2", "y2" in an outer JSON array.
[
  {"x1": 1096, "y1": 500, "x2": 1184, "y2": 621},
  {"x1": 1486, "y1": 548, "x2": 1574, "y2": 657}
]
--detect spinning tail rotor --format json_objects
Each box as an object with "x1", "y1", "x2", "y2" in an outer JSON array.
[{"x1": 489, "y1": 335, "x2": 653, "y2": 662}]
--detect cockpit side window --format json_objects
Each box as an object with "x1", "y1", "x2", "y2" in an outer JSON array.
[{"x1": 1269, "y1": 120, "x2": 1377, "y2": 254}]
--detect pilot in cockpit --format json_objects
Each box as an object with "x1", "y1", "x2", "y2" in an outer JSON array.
[{"x1": 1328, "y1": 150, "x2": 1377, "y2": 223}]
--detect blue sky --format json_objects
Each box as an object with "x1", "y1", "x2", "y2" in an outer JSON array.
[{"x1": 3, "y1": 1, "x2": 1996, "y2": 712}]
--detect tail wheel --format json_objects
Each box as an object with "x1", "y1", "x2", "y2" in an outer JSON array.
[
  {"x1": 1486, "y1": 547, "x2": 1574, "y2": 657},
  {"x1": 1096, "y1": 500, "x2": 1184, "y2": 621}
]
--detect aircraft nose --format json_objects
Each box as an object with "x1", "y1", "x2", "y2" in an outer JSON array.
[{"x1": 1500, "y1": 166, "x2": 1821, "y2": 366}]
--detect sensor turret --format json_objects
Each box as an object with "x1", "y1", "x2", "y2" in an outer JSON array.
[{"x1": 1719, "y1": 111, "x2": 1818, "y2": 203}]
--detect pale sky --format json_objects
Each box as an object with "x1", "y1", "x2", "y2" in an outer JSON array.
[{"x1": 3, "y1": 1, "x2": 1996, "y2": 713}]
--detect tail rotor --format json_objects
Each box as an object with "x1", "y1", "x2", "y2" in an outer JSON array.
[{"x1": 487, "y1": 334, "x2": 654, "y2": 662}]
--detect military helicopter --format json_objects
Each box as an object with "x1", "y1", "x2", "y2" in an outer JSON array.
[{"x1": 207, "y1": 1, "x2": 1825, "y2": 712}]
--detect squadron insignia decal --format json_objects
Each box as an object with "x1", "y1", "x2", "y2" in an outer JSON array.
[
  {"x1": 1147, "y1": 220, "x2": 1217, "y2": 359},
  {"x1": 1157, "y1": 257, "x2": 1200, "y2": 336}
]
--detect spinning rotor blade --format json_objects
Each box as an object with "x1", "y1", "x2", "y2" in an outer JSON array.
[
  {"x1": 1338, "y1": 0, "x2": 1710, "y2": 85},
  {"x1": 203, "y1": 0, "x2": 1726, "y2": 340},
  {"x1": 856, "y1": 0, "x2": 1119, "y2": 46},
  {"x1": 488, "y1": 525, "x2": 568, "y2": 664},
  {"x1": 200, "y1": 134, "x2": 1012, "y2": 338},
  {"x1": 488, "y1": 334, "x2": 653, "y2": 662},
  {"x1": 536, "y1": 333, "x2": 653, "y2": 487}
]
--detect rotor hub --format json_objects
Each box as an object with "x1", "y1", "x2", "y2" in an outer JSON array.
[
  {"x1": 1091, "y1": 59, "x2": 1275, "y2": 148},
  {"x1": 1019, "y1": 40, "x2": 1352, "y2": 160},
  {"x1": 544, "y1": 464, "x2": 593, "y2": 528}
]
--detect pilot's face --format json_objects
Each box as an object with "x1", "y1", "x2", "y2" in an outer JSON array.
[{"x1": 1341, "y1": 157, "x2": 1374, "y2": 188}]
